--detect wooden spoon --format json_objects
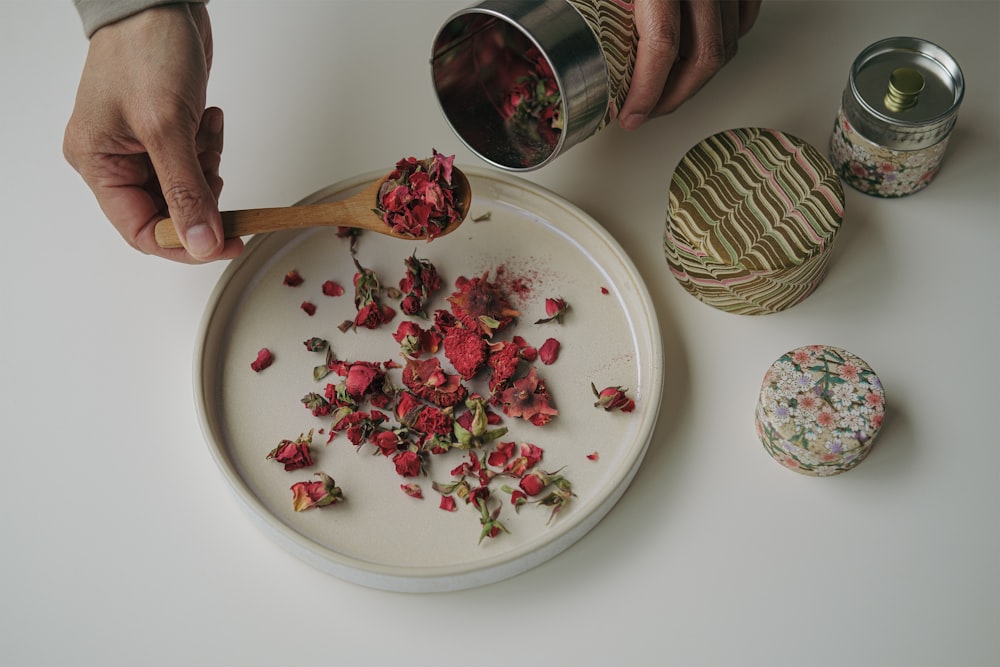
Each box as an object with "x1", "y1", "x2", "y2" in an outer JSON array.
[{"x1": 154, "y1": 168, "x2": 471, "y2": 249}]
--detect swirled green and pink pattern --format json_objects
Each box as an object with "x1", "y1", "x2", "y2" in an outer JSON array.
[
  {"x1": 755, "y1": 345, "x2": 885, "y2": 476},
  {"x1": 566, "y1": 0, "x2": 635, "y2": 129},
  {"x1": 664, "y1": 128, "x2": 844, "y2": 315}
]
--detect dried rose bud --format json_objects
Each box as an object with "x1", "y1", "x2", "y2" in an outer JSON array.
[
  {"x1": 534, "y1": 297, "x2": 569, "y2": 324},
  {"x1": 266, "y1": 431, "x2": 315, "y2": 471},
  {"x1": 250, "y1": 347, "x2": 274, "y2": 373},
  {"x1": 519, "y1": 471, "x2": 547, "y2": 497},
  {"x1": 283, "y1": 270, "x2": 304, "y2": 287},
  {"x1": 301, "y1": 392, "x2": 334, "y2": 417},
  {"x1": 303, "y1": 337, "x2": 328, "y2": 352},
  {"x1": 591, "y1": 383, "x2": 635, "y2": 413},
  {"x1": 290, "y1": 472, "x2": 343, "y2": 512},
  {"x1": 392, "y1": 449, "x2": 423, "y2": 478},
  {"x1": 472, "y1": 492, "x2": 508, "y2": 543}
]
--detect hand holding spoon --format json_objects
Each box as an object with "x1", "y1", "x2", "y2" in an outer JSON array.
[{"x1": 154, "y1": 167, "x2": 471, "y2": 249}]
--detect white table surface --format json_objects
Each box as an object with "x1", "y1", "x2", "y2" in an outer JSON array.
[{"x1": 2, "y1": 1, "x2": 998, "y2": 665}]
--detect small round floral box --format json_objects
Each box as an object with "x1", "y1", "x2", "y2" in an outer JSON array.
[{"x1": 755, "y1": 345, "x2": 885, "y2": 476}]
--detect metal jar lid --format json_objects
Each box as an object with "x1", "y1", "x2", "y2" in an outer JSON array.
[{"x1": 842, "y1": 36, "x2": 964, "y2": 151}]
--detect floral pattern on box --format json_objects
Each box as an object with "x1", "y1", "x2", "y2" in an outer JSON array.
[
  {"x1": 829, "y1": 107, "x2": 949, "y2": 198},
  {"x1": 756, "y1": 345, "x2": 885, "y2": 476}
]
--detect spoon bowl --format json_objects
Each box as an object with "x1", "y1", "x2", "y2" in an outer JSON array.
[{"x1": 155, "y1": 167, "x2": 471, "y2": 249}]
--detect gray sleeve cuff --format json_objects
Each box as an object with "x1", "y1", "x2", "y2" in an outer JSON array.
[{"x1": 73, "y1": 0, "x2": 208, "y2": 38}]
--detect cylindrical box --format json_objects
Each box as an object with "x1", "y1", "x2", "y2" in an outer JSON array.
[
  {"x1": 430, "y1": 0, "x2": 635, "y2": 171},
  {"x1": 829, "y1": 36, "x2": 964, "y2": 198},
  {"x1": 663, "y1": 128, "x2": 845, "y2": 315},
  {"x1": 756, "y1": 345, "x2": 886, "y2": 476}
]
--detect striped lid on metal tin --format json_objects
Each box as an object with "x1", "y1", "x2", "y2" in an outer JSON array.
[{"x1": 664, "y1": 128, "x2": 845, "y2": 315}]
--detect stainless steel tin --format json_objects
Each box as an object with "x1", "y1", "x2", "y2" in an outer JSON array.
[
  {"x1": 830, "y1": 36, "x2": 964, "y2": 197},
  {"x1": 431, "y1": 0, "x2": 633, "y2": 171}
]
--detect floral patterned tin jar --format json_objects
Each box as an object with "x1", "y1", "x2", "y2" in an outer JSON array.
[
  {"x1": 829, "y1": 36, "x2": 965, "y2": 197},
  {"x1": 663, "y1": 127, "x2": 845, "y2": 315},
  {"x1": 756, "y1": 345, "x2": 886, "y2": 476},
  {"x1": 431, "y1": 0, "x2": 635, "y2": 170}
]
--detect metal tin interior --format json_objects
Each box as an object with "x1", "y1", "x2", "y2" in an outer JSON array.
[
  {"x1": 431, "y1": 0, "x2": 608, "y2": 171},
  {"x1": 845, "y1": 36, "x2": 964, "y2": 150}
]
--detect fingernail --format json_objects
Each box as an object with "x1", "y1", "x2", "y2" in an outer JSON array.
[
  {"x1": 206, "y1": 108, "x2": 224, "y2": 134},
  {"x1": 620, "y1": 113, "x2": 647, "y2": 131},
  {"x1": 184, "y1": 223, "x2": 219, "y2": 259}
]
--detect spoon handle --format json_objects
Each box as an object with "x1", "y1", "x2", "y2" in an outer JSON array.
[{"x1": 154, "y1": 198, "x2": 372, "y2": 249}]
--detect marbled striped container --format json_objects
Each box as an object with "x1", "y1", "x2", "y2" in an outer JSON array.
[
  {"x1": 664, "y1": 128, "x2": 845, "y2": 315},
  {"x1": 431, "y1": 0, "x2": 635, "y2": 170}
]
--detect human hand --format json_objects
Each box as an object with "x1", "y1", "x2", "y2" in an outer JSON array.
[
  {"x1": 619, "y1": 0, "x2": 762, "y2": 129},
  {"x1": 63, "y1": 3, "x2": 243, "y2": 263}
]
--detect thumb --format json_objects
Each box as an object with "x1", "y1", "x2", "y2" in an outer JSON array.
[{"x1": 147, "y1": 127, "x2": 223, "y2": 261}]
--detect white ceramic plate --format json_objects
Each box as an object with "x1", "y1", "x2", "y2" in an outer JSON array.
[{"x1": 196, "y1": 166, "x2": 662, "y2": 592}]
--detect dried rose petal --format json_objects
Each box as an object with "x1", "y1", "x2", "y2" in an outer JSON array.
[
  {"x1": 538, "y1": 337, "x2": 560, "y2": 365},
  {"x1": 375, "y1": 151, "x2": 462, "y2": 239},
  {"x1": 439, "y1": 495, "x2": 457, "y2": 512},
  {"x1": 322, "y1": 280, "x2": 344, "y2": 297},
  {"x1": 392, "y1": 320, "x2": 442, "y2": 358},
  {"x1": 586, "y1": 451, "x2": 600, "y2": 461},
  {"x1": 504, "y1": 442, "x2": 544, "y2": 477},
  {"x1": 499, "y1": 367, "x2": 558, "y2": 425},
  {"x1": 283, "y1": 270, "x2": 304, "y2": 287},
  {"x1": 600, "y1": 286, "x2": 609, "y2": 295},
  {"x1": 443, "y1": 326, "x2": 489, "y2": 380},
  {"x1": 401, "y1": 356, "x2": 468, "y2": 408},
  {"x1": 401, "y1": 483, "x2": 424, "y2": 499},
  {"x1": 250, "y1": 347, "x2": 274, "y2": 373},
  {"x1": 486, "y1": 440, "x2": 517, "y2": 468},
  {"x1": 300, "y1": 301, "x2": 316, "y2": 316}
]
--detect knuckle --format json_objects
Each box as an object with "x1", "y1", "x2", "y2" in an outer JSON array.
[
  {"x1": 162, "y1": 182, "x2": 204, "y2": 222},
  {"x1": 698, "y1": 36, "x2": 731, "y2": 70}
]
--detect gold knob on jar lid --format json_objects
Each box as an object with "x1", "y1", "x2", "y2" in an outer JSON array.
[{"x1": 884, "y1": 67, "x2": 925, "y2": 112}]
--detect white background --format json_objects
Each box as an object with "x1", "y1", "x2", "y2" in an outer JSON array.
[{"x1": 2, "y1": 1, "x2": 998, "y2": 665}]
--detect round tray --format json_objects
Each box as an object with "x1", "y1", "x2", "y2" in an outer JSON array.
[{"x1": 196, "y1": 166, "x2": 663, "y2": 592}]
